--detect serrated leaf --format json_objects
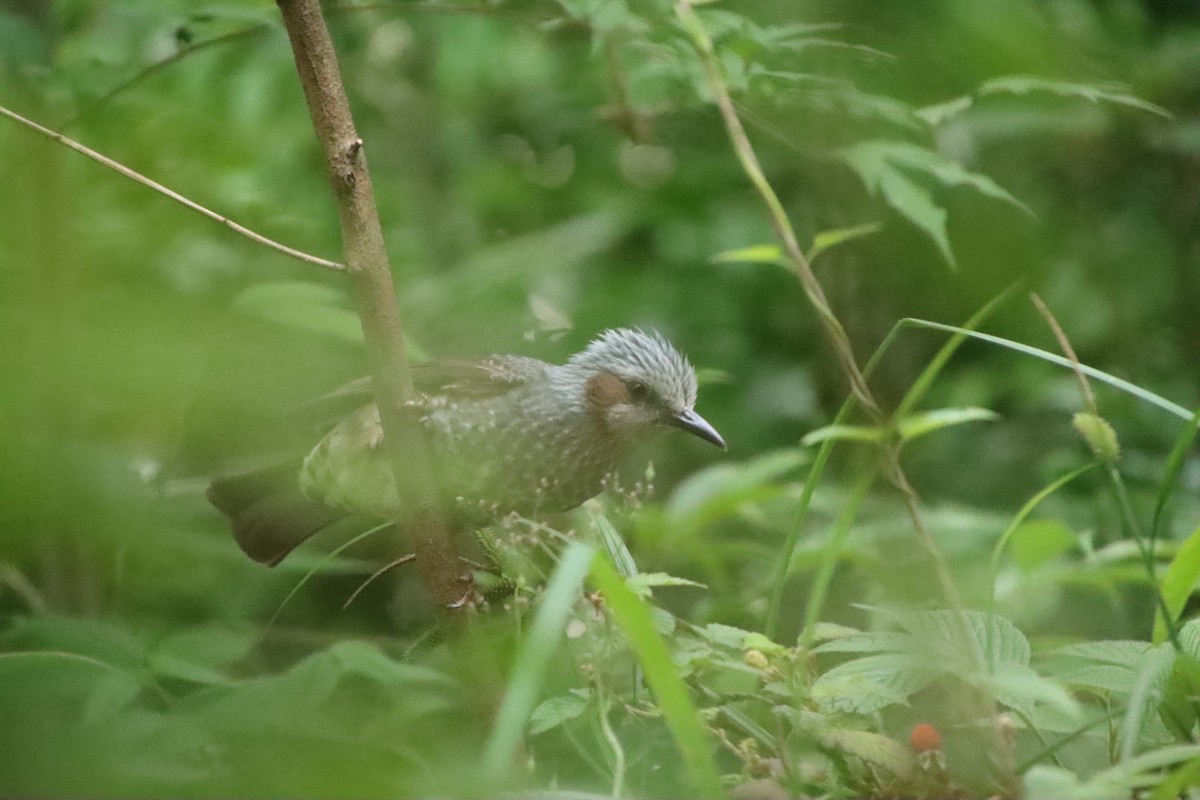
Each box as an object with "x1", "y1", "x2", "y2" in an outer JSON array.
[
  {"x1": 841, "y1": 140, "x2": 1032, "y2": 268},
  {"x1": 979, "y1": 75, "x2": 1171, "y2": 118},
  {"x1": 897, "y1": 406, "x2": 998, "y2": 441},
  {"x1": 529, "y1": 691, "x2": 591, "y2": 735},
  {"x1": 742, "y1": 632, "x2": 786, "y2": 656},
  {"x1": 991, "y1": 662, "x2": 1081, "y2": 719},
  {"x1": 699, "y1": 623, "x2": 756, "y2": 650},
  {"x1": 915, "y1": 95, "x2": 974, "y2": 126},
  {"x1": 625, "y1": 572, "x2": 706, "y2": 599},
  {"x1": 800, "y1": 424, "x2": 883, "y2": 447},
  {"x1": 822, "y1": 728, "x2": 915, "y2": 782},
  {"x1": 810, "y1": 622, "x2": 863, "y2": 643}
]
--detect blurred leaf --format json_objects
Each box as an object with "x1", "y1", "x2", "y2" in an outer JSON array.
[
  {"x1": 1006, "y1": 519, "x2": 1079, "y2": 571},
  {"x1": 814, "y1": 609, "x2": 1075, "y2": 718},
  {"x1": 801, "y1": 424, "x2": 882, "y2": 447},
  {"x1": 1154, "y1": 523, "x2": 1200, "y2": 645},
  {"x1": 232, "y1": 281, "x2": 363, "y2": 344},
  {"x1": 697, "y1": 622, "x2": 756, "y2": 650},
  {"x1": 841, "y1": 140, "x2": 1032, "y2": 268},
  {"x1": 589, "y1": 508, "x2": 637, "y2": 578},
  {"x1": 530, "y1": 690, "x2": 592, "y2": 735},
  {"x1": 709, "y1": 243, "x2": 785, "y2": 266},
  {"x1": 897, "y1": 406, "x2": 998, "y2": 441},
  {"x1": 82, "y1": 670, "x2": 143, "y2": 724},
  {"x1": 0, "y1": 616, "x2": 147, "y2": 671},
  {"x1": 808, "y1": 222, "x2": 883, "y2": 261},
  {"x1": 664, "y1": 450, "x2": 807, "y2": 533},
  {"x1": 821, "y1": 727, "x2": 915, "y2": 783},
  {"x1": 625, "y1": 572, "x2": 706, "y2": 599},
  {"x1": 919, "y1": 76, "x2": 1170, "y2": 126},
  {"x1": 148, "y1": 626, "x2": 255, "y2": 687},
  {"x1": 980, "y1": 76, "x2": 1170, "y2": 117}
]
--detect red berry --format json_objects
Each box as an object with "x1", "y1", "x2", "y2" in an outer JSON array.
[{"x1": 909, "y1": 722, "x2": 941, "y2": 752}]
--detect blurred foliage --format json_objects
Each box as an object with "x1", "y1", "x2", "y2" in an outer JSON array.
[{"x1": 3, "y1": 0, "x2": 1200, "y2": 797}]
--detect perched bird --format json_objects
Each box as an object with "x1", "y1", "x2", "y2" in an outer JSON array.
[{"x1": 208, "y1": 328, "x2": 725, "y2": 566}]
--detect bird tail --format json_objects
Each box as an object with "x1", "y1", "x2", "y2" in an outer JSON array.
[{"x1": 207, "y1": 462, "x2": 347, "y2": 567}]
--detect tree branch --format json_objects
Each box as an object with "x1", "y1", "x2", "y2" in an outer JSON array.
[{"x1": 275, "y1": 0, "x2": 463, "y2": 615}]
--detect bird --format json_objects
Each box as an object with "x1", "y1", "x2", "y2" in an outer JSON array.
[{"x1": 208, "y1": 328, "x2": 726, "y2": 567}]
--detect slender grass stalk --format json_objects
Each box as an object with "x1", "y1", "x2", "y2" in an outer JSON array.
[
  {"x1": 765, "y1": 289, "x2": 1016, "y2": 639},
  {"x1": 989, "y1": 463, "x2": 1099, "y2": 579},
  {"x1": 589, "y1": 554, "x2": 724, "y2": 799},
  {"x1": 483, "y1": 542, "x2": 597, "y2": 780},
  {"x1": 797, "y1": 469, "x2": 877, "y2": 651}
]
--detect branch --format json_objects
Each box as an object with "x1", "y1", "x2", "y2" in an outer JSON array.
[
  {"x1": 275, "y1": 0, "x2": 463, "y2": 614},
  {"x1": 0, "y1": 102, "x2": 345, "y2": 272}
]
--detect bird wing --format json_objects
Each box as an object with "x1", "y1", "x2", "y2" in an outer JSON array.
[{"x1": 317, "y1": 355, "x2": 546, "y2": 406}]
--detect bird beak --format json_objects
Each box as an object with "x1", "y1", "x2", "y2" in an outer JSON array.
[{"x1": 668, "y1": 409, "x2": 726, "y2": 449}]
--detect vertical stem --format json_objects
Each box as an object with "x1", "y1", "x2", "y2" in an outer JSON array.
[{"x1": 275, "y1": 0, "x2": 463, "y2": 614}]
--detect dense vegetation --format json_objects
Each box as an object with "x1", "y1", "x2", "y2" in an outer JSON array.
[{"x1": 3, "y1": 0, "x2": 1200, "y2": 797}]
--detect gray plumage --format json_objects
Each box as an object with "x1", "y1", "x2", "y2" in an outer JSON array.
[{"x1": 209, "y1": 328, "x2": 724, "y2": 565}]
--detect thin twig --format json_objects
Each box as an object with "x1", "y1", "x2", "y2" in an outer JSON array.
[
  {"x1": 1029, "y1": 292, "x2": 1097, "y2": 412},
  {"x1": 0, "y1": 102, "x2": 345, "y2": 272},
  {"x1": 63, "y1": 25, "x2": 271, "y2": 129}
]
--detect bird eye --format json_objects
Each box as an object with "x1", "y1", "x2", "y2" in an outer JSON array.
[{"x1": 627, "y1": 380, "x2": 652, "y2": 403}]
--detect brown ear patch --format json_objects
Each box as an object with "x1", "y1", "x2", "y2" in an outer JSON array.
[{"x1": 584, "y1": 371, "x2": 631, "y2": 421}]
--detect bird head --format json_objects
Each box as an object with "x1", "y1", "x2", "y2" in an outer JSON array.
[{"x1": 568, "y1": 328, "x2": 726, "y2": 448}]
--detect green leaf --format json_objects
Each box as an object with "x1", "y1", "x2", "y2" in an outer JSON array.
[
  {"x1": 82, "y1": 670, "x2": 144, "y2": 724},
  {"x1": 813, "y1": 654, "x2": 933, "y2": 713},
  {"x1": 800, "y1": 424, "x2": 883, "y2": 447},
  {"x1": 625, "y1": 572, "x2": 706, "y2": 599},
  {"x1": 698, "y1": 623, "x2": 756, "y2": 650},
  {"x1": 589, "y1": 508, "x2": 637, "y2": 578},
  {"x1": 821, "y1": 728, "x2": 915, "y2": 782},
  {"x1": 1155, "y1": 523, "x2": 1200, "y2": 644},
  {"x1": 918, "y1": 76, "x2": 1170, "y2": 127},
  {"x1": 529, "y1": 691, "x2": 591, "y2": 735},
  {"x1": 664, "y1": 449, "x2": 808, "y2": 533},
  {"x1": 148, "y1": 626, "x2": 256, "y2": 686},
  {"x1": 808, "y1": 222, "x2": 883, "y2": 261},
  {"x1": 841, "y1": 140, "x2": 1032, "y2": 268},
  {"x1": 979, "y1": 75, "x2": 1171, "y2": 118},
  {"x1": 709, "y1": 243, "x2": 785, "y2": 266},
  {"x1": 896, "y1": 406, "x2": 999, "y2": 441}
]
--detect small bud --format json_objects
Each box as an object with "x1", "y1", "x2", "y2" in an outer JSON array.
[
  {"x1": 743, "y1": 649, "x2": 769, "y2": 671},
  {"x1": 1073, "y1": 412, "x2": 1120, "y2": 463},
  {"x1": 909, "y1": 722, "x2": 941, "y2": 753}
]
